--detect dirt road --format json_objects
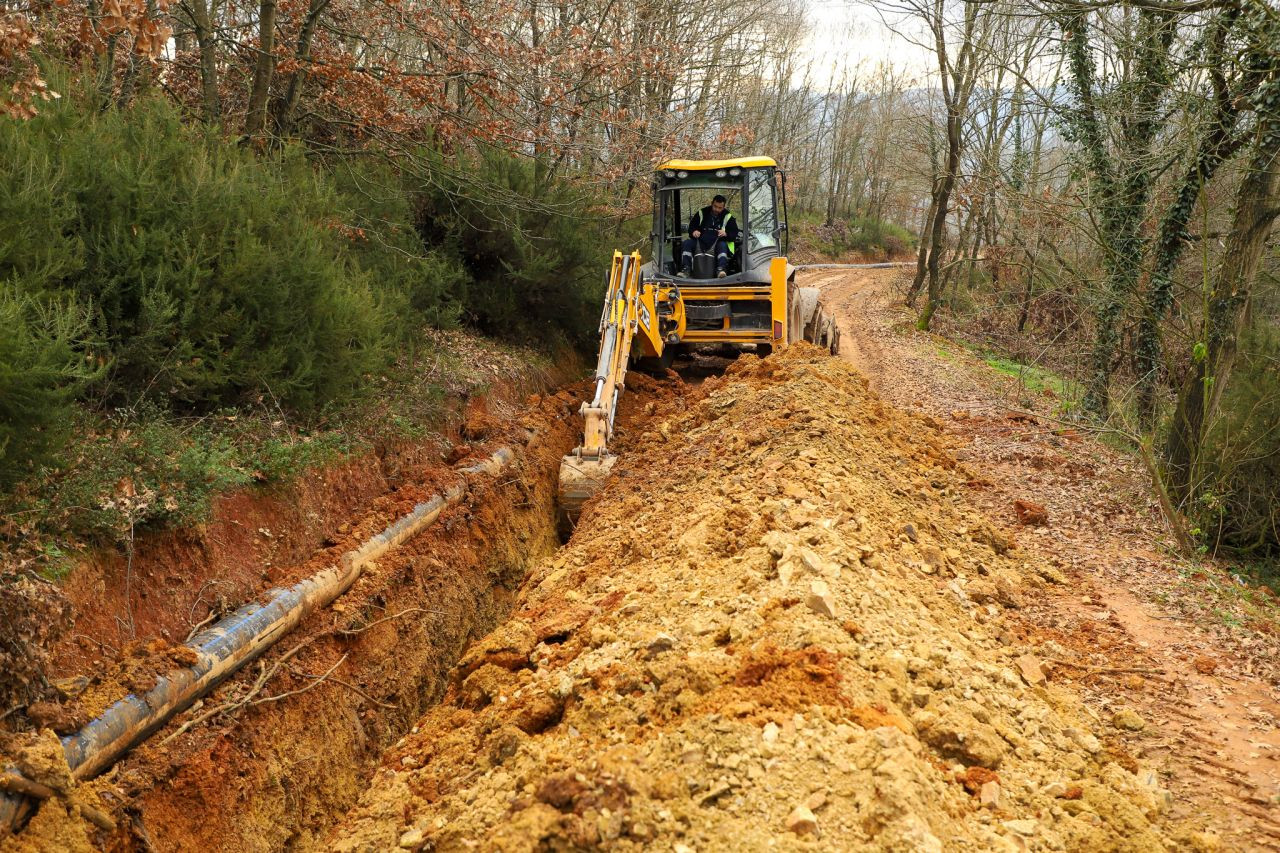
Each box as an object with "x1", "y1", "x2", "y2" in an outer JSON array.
[{"x1": 817, "y1": 267, "x2": 1280, "y2": 849}]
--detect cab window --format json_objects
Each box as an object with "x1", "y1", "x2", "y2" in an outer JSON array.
[{"x1": 746, "y1": 169, "x2": 778, "y2": 252}]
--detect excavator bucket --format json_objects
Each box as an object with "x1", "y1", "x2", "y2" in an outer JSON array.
[{"x1": 557, "y1": 454, "x2": 616, "y2": 524}]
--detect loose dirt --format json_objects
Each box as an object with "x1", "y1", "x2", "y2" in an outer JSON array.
[
  {"x1": 818, "y1": 267, "x2": 1280, "y2": 849},
  {"x1": 329, "y1": 345, "x2": 1192, "y2": 852}
]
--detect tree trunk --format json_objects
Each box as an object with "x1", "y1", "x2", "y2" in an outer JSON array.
[
  {"x1": 1134, "y1": 10, "x2": 1245, "y2": 423},
  {"x1": 1059, "y1": 7, "x2": 1175, "y2": 416},
  {"x1": 908, "y1": 125, "x2": 942, "y2": 308},
  {"x1": 244, "y1": 0, "x2": 278, "y2": 138},
  {"x1": 907, "y1": 194, "x2": 936, "y2": 308},
  {"x1": 190, "y1": 0, "x2": 221, "y2": 123},
  {"x1": 272, "y1": 0, "x2": 331, "y2": 137},
  {"x1": 1016, "y1": 236, "x2": 1041, "y2": 333},
  {"x1": 1164, "y1": 122, "x2": 1280, "y2": 501},
  {"x1": 918, "y1": 101, "x2": 962, "y2": 331}
]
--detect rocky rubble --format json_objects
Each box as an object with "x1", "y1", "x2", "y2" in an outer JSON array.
[{"x1": 329, "y1": 345, "x2": 1174, "y2": 852}]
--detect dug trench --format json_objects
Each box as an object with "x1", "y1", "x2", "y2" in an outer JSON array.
[{"x1": 1, "y1": 367, "x2": 696, "y2": 852}]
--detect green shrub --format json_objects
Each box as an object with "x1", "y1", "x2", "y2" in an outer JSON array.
[
  {"x1": 327, "y1": 159, "x2": 467, "y2": 333},
  {"x1": 46, "y1": 101, "x2": 390, "y2": 410},
  {"x1": 0, "y1": 88, "x2": 488, "y2": 421},
  {"x1": 414, "y1": 150, "x2": 609, "y2": 349},
  {"x1": 0, "y1": 288, "x2": 100, "y2": 484}
]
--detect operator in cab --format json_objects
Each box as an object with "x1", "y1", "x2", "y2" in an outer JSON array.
[{"x1": 680, "y1": 194, "x2": 739, "y2": 278}]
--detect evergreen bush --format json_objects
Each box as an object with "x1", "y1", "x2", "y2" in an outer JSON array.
[
  {"x1": 0, "y1": 288, "x2": 100, "y2": 484},
  {"x1": 415, "y1": 150, "x2": 609, "y2": 348},
  {"x1": 51, "y1": 101, "x2": 390, "y2": 410}
]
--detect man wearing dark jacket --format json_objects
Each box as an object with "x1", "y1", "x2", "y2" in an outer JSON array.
[{"x1": 681, "y1": 195, "x2": 739, "y2": 278}]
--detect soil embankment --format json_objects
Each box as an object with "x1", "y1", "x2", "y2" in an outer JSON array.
[
  {"x1": 330, "y1": 346, "x2": 1182, "y2": 851},
  {"x1": 3, "y1": 374, "x2": 587, "y2": 851},
  {"x1": 818, "y1": 267, "x2": 1280, "y2": 849}
]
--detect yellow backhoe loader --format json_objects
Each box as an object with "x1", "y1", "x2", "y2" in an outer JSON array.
[{"x1": 558, "y1": 156, "x2": 839, "y2": 520}]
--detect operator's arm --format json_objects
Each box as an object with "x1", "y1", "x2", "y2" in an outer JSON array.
[
  {"x1": 689, "y1": 210, "x2": 702, "y2": 239},
  {"x1": 723, "y1": 213, "x2": 740, "y2": 241}
]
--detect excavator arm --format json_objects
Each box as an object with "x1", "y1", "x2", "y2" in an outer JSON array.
[{"x1": 558, "y1": 251, "x2": 643, "y2": 522}]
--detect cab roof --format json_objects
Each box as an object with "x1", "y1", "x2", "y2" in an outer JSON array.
[{"x1": 656, "y1": 156, "x2": 777, "y2": 172}]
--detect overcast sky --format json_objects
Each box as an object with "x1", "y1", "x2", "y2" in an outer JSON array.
[{"x1": 801, "y1": 1, "x2": 934, "y2": 86}]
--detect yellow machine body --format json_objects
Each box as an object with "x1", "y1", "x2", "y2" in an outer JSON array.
[{"x1": 558, "y1": 157, "x2": 838, "y2": 523}]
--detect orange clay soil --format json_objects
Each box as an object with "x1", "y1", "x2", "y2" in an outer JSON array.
[{"x1": 0, "y1": 365, "x2": 700, "y2": 852}]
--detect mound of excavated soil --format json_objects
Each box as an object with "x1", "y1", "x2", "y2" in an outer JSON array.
[{"x1": 330, "y1": 345, "x2": 1173, "y2": 852}]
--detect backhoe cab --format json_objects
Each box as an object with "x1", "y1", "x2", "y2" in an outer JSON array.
[{"x1": 557, "y1": 156, "x2": 839, "y2": 523}]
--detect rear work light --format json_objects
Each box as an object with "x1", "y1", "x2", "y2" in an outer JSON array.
[
  {"x1": 729, "y1": 168, "x2": 742, "y2": 176},
  {"x1": 715, "y1": 169, "x2": 727, "y2": 177}
]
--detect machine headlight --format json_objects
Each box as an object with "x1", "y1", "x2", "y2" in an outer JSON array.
[
  {"x1": 677, "y1": 170, "x2": 689, "y2": 178},
  {"x1": 715, "y1": 169, "x2": 727, "y2": 177},
  {"x1": 728, "y1": 168, "x2": 741, "y2": 176},
  {"x1": 664, "y1": 170, "x2": 676, "y2": 178}
]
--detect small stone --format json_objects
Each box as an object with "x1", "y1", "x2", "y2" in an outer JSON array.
[
  {"x1": 785, "y1": 805, "x2": 818, "y2": 835},
  {"x1": 644, "y1": 632, "x2": 677, "y2": 658},
  {"x1": 1002, "y1": 819, "x2": 1038, "y2": 836},
  {"x1": 975, "y1": 781, "x2": 999, "y2": 808},
  {"x1": 805, "y1": 580, "x2": 837, "y2": 618},
  {"x1": 398, "y1": 827, "x2": 424, "y2": 849},
  {"x1": 1036, "y1": 564, "x2": 1066, "y2": 584},
  {"x1": 700, "y1": 782, "x2": 733, "y2": 805},
  {"x1": 804, "y1": 790, "x2": 827, "y2": 811},
  {"x1": 1015, "y1": 654, "x2": 1046, "y2": 686},
  {"x1": 1065, "y1": 728, "x2": 1101, "y2": 754},
  {"x1": 1112, "y1": 708, "x2": 1146, "y2": 731},
  {"x1": 993, "y1": 574, "x2": 1023, "y2": 608},
  {"x1": 1013, "y1": 500, "x2": 1048, "y2": 526},
  {"x1": 762, "y1": 722, "x2": 780, "y2": 743},
  {"x1": 1041, "y1": 782, "x2": 1068, "y2": 798},
  {"x1": 968, "y1": 579, "x2": 999, "y2": 604},
  {"x1": 1193, "y1": 656, "x2": 1218, "y2": 675},
  {"x1": 1184, "y1": 830, "x2": 1222, "y2": 852},
  {"x1": 921, "y1": 545, "x2": 945, "y2": 571}
]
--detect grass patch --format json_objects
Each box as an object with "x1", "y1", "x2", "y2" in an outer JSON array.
[
  {"x1": 981, "y1": 354, "x2": 1074, "y2": 398},
  {"x1": 788, "y1": 212, "x2": 917, "y2": 263}
]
